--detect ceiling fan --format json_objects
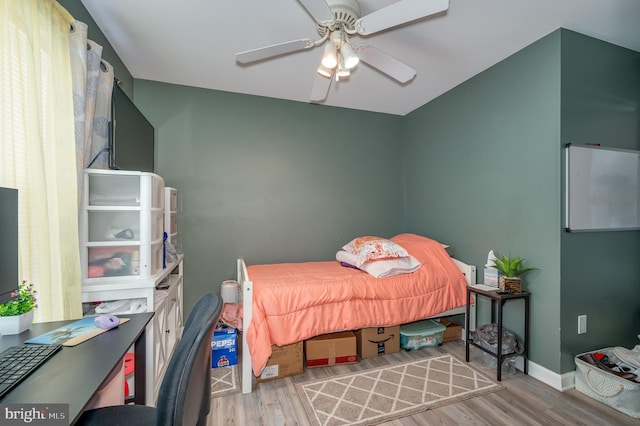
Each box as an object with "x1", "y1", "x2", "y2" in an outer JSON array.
[{"x1": 235, "y1": 0, "x2": 449, "y2": 102}]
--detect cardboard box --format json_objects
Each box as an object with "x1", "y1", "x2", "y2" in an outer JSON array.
[
  {"x1": 355, "y1": 326, "x2": 400, "y2": 359},
  {"x1": 438, "y1": 319, "x2": 462, "y2": 342},
  {"x1": 211, "y1": 325, "x2": 238, "y2": 368},
  {"x1": 305, "y1": 331, "x2": 357, "y2": 368},
  {"x1": 257, "y1": 341, "x2": 304, "y2": 382}
]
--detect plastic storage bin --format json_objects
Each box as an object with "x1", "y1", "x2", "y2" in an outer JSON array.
[
  {"x1": 165, "y1": 187, "x2": 178, "y2": 211},
  {"x1": 164, "y1": 187, "x2": 178, "y2": 248},
  {"x1": 400, "y1": 319, "x2": 446, "y2": 350},
  {"x1": 81, "y1": 169, "x2": 165, "y2": 281}
]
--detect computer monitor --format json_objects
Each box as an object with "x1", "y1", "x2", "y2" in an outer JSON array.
[{"x1": 0, "y1": 187, "x2": 19, "y2": 305}]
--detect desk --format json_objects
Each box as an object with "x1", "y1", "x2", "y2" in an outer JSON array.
[
  {"x1": 0, "y1": 312, "x2": 153, "y2": 424},
  {"x1": 465, "y1": 286, "x2": 529, "y2": 381}
]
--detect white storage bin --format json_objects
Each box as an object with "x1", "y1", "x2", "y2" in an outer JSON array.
[
  {"x1": 86, "y1": 170, "x2": 164, "y2": 209},
  {"x1": 87, "y1": 210, "x2": 163, "y2": 243},
  {"x1": 575, "y1": 347, "x2": 640, "y2": 418},
  {"x1": 88, "y1": 174, "x2": 141, "y2": 207},
  {"x1": 163, "y1": 187, "x2": 178, "y2": 249},
  {"x1": 165, "y1": 187, "x2": 178, "y2": 212},
  {"x1": 148, "y1": 242, "x2": 164, "y2": 275},
  {"x1": 151, "y1": 211, "x2": 164, "y2": 242},
  {"x1": 85, "y1": 242, "x2": 163, "y2": 279},
  {"x1": 165, "y1": 213, "x2": 177, "y2": 234},
  {"x1": 87, "y1": 246, "x2": 141, "y2": 278},
  {"x1": 87, "y1": 211, "x2": 140, "y2": 242}
]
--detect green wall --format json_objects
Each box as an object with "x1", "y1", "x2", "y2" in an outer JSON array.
[
  {"x1": 134, "y1": 82, "x2": 405, "y2": 313},
  {"x1": 404, "y1": 29, "x2": 640, "y2": 374},
  {"x1": 559, "y1": 30, "x2": 640, "y2": 372},
  {"x1": 404, "y1": 31, "x2": 563, "y2": 372}
]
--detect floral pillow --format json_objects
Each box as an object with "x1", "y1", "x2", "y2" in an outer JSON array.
[{"x1": 342, "y1": 236, "x2": 409, "y2": 267}]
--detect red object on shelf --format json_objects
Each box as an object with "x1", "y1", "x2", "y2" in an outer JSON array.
[{"x1": 124, "y1": 353, "x2": 135, "y2": 396}]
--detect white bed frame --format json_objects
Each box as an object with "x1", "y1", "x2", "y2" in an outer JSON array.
[{"x1": 237, "y1": 257, "x2": 476, "y2": 394}]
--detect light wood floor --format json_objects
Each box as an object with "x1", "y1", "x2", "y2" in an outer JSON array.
[{"x1": 208, "y1": 341, "x2": 637, "y2": 425}]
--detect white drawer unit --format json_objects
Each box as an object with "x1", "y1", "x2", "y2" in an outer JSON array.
[
  {"x1": 164, "y1": 187, "x2": 178, "y2": 249},
  {"x1": 81, "y1": 169, "x2": 165, "y2": 282},
  {"x1": 165, "y1": 186, "x2": 178, "y2": 212},
  {"x1": 86, "y1": 170, "x2": 164, "y2": 209}
]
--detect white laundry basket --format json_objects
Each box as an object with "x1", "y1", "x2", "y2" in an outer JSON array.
[{"x1": 574, "y1": 347, "x2": 640, "y2": 419}]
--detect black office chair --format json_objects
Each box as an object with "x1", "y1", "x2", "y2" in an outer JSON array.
[{"x1": 77, "y1": 293, "x2": 223, "y2": 426}]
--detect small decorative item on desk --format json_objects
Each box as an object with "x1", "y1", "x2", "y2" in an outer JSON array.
[
  {"x1": 0, "y1": 280, "x2": 37, "y2": 335},
  {"x1": 490, "y1": 253, "x2": 537, "y2": 293}
]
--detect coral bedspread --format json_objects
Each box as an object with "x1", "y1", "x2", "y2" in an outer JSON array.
[{"x1": 245, "y1": 233, "x2": 467, "y2": 376}]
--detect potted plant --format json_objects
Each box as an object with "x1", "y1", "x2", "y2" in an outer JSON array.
[
  {"x1": 0, "y1": 280, "x2": 37, "y2": 335},
  {"x1": 490, "y1": 254, "x2": 536, "y2": 293}
]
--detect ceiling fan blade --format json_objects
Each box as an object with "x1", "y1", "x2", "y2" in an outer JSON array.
[
  {"x1": 298, "y1": 0, "x2": 335, "y2": 26},
  {"x1": 310, "y1": 73, "x2": 332, "y2": 102},
  {"x1": 357, "y1": 45, "x2": 416, "y2": 83},
  {"x1": 356, "y1": 0, "x2": 449, "y2": 35},
  {"x1": 236, "y1": 39, "x2": 315, "y2": 64}
]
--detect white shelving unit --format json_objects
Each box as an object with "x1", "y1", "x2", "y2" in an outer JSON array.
[
  {"x1": 164, "y1": 187, "x2": 178, "y2": 250},
  {"x1": 80, "y1": 169, "x2": 184, "y2": 405}
]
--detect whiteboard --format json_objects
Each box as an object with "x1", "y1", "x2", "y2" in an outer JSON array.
[{"x1": 565, "y1": 144, "x2": 640, "y2": 232}]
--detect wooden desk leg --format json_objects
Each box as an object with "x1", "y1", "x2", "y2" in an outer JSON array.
[{"x1": 134, "y1": 327, "x2": 147, "y2": 405}]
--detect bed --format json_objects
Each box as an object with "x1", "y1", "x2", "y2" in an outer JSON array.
[{"x1": 237, "y1": 233, "x2": 477, "y2": 394}]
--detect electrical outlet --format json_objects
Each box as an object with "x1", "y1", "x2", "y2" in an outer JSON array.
[{"x1": 578, "y1": 315, "x2": 587, "y2": 334}]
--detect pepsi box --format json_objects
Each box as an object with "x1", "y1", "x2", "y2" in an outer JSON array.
[{"x1": 211, "y1": 324, "x2": 238, "y2": 368}]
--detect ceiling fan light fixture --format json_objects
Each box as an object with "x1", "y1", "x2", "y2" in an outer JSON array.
[
  {"x1": 317, "y1": 64, "x2": 333, "y2": 78},
  {"x1": 336, "y1": 66, "x2": 350, "y2": 78},
  {"x1": 340, "y1": 42, "x2": 359, "y2": 69},
  {"x1": 336, "y1": 55, "x2": 351, "y2": 80},
  {"x1": 321, "y1": 43, "x2": 338, "y2": 69},
  {"x1": 329, "y1": 30, "x2": 343, "y2": 47}
]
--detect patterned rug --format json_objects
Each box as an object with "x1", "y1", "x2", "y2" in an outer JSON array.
[
  {"x1": 296, "y1": 354, "x2": 504, "y2": 426},
  {"x1": 210, "y1": 365, "x2": 240, "y2": 398}
]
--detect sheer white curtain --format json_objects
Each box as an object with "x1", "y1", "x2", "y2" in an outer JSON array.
[{"x1": 0, "y1": 0, "x2": 82, "y2": 321}]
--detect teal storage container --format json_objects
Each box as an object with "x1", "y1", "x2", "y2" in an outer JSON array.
[{"x1": 400, "y1": 319, "x2": 446, "y2": 350}]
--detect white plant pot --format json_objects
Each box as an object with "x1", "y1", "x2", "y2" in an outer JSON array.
[{"x1": 0, "y1": 310, "x2": 34, "y2": 335}]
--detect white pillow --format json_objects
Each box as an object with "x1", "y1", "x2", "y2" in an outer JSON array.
[
  {"x1": 336, "y1": 250, "x2": 422, "y2": 278},
  {"x1": 341, "y1": 236, "x2": 409, "y2": 267},
  {"x1": 336, "y1": 250, "x2": 360, "y2": 266}
]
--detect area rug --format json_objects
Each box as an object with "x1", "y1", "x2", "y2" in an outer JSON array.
[
  {"x1": 296, "y1": 354, "x2": 504, "y2": 426},
  {"x1": 210, "y1": 365, "x2": 240, "y2": 398}
]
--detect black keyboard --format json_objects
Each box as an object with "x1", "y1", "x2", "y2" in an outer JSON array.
[{"x1": 0, "y1": 344, "x2": 62, "y2": 399}]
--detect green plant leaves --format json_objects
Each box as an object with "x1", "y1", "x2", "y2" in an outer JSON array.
[
  {"x1": 0, "y1": 281, "x2": 36, "y2": 316},
  {"x1": 492, "y1": 254, "x2": 536, "y2": 277}
]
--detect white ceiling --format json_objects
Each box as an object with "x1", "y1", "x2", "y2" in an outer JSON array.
[{"x1": 80, "y1": 0, "x2": 640, "y2": 116}]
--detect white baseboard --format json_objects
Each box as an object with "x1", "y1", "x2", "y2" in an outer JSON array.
[{"x1": 515, "y1": 357, "x2": 576, "y2": 392}]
